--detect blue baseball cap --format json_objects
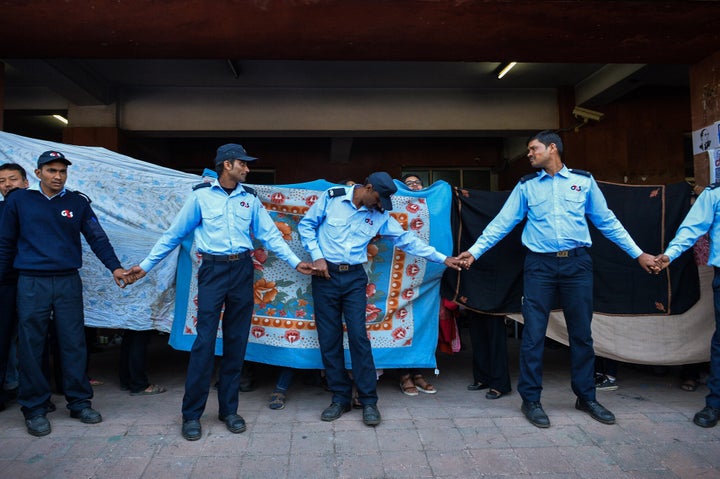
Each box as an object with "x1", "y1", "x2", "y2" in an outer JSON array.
[
  {"x1": 37, "y1": 150, "x2": 72, "y2": 168},
  {"x1": 214, "y1": 143, "x2": 257, "y2": 165},
  {"x1": 367, "y1": 171, "x2": 397, "y2": 211}
]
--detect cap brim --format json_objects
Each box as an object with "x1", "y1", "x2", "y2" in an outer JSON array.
[
  {"x1": 380, "y1": 196, "x2": 393, "y2": 211},
  {"x1": 38, "y1": 159, "x2": 72, "y2": 166}
]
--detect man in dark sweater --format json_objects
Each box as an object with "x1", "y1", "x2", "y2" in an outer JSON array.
[
  {"x1": 0, "y1": 151, "x2": 128, "y2": 437},
  {"x1": 0, "y1": 163, "x2": 29, "y2": 411}
]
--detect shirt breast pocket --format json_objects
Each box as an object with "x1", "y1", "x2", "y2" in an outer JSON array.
[
  {"x1": 200, "y1": 207, "x2": 226, "y2": 234},
  {"x1": 325, "y1": 217, "x2": 348, "y2": 237},
  {"x1": 527, "y1": 197, "x2": 551, "y2": 217},
  {"x1": 563, "y1": 191, "x2": 587, "y2": 216}
]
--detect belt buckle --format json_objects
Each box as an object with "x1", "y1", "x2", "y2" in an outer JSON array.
[
  {"x1": 338, "y1": 264, "x2": 349, "y2": 272},
  {"x1": 556, "y1": 250, "x2": 569, "y2": 258},
  {"x1": 228, "y1": 253, "x2": 240, "y2": 261}
]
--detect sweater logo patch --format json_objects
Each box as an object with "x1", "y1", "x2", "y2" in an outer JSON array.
[{"x1": 61, "y1": 209, "x2": 74, "y2": 218}]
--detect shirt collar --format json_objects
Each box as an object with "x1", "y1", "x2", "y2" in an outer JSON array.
[
  {"x1": 538, "y1": 164, "x2": 569, "y2": 180},
  {"x1": 29, "y1": 182, "x2": 66, "y2": 199}
]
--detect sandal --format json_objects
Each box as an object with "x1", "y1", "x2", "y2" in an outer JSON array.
[
  {"x1": 269, "y1": 391, "x2": 286, "y2": 410},
  {"x1": 130, "y1": 384, "x2": 167, "y2": 396},
  {"x1": 413, "y1": 374, "x2": 437, "y2": 394},
  {"x1": 467, "y1": 382, "x2": 489, "y2": 391},
  {"x1": 485, "y1": 388, "x2": 504, "y2": 400},
  {"x1": 399, "y1": 374, "x2": 419, "y2": 396},
  {"x1": 680, "y1": 379, "x2": 698, "y2": 392}
]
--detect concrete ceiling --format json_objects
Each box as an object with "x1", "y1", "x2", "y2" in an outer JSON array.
[{"x1": 0, "y1": 1, "x2": 716, "y2": 135}]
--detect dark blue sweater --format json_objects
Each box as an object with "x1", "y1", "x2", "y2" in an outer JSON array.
[{"x1": 0, "y1": 188, "x2": 122, "y2": 276}]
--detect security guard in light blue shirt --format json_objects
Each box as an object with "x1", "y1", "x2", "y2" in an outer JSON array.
[
  {"x1": 657, "y1": 183, "x2": 720, "y2": 428},
  {"x1": 459, "y1": 130, "x2": 656, "y2": 430},
  {"x1": 127, "y1": 144, "x2": 313, "y2": 441},
  {"x1": 298, "y1": 172, "x2": 461, "y2": 427}
]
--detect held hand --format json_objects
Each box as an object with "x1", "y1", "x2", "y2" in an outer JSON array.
[
  {"x1": 112, "y1": 268, "x2": 128, "y2": 288},
  {"x1": 123, "y1": 265, "x2": 147, "y2": 284},
  {"x1": 296, "y1": 261, "x2": 315, "y2": 275},
  {"x1": 312, "y1": 258, "x2": 330, "y2": 279},
  {"x1": 653, "y1": 254, "x2": 671, "y2": 273},
  {"x1": 636, "y1": 252, "x2": 659, "y2": 274},
  {"x1": 457, "y1": 251, "x2": 476, "y2": 269},
  {"x1": 443, "y1": 256, "x2": 463, "y2": 271}
]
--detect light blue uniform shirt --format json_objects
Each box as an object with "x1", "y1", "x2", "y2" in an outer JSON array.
[
  {"x1": 140, "y1": 180, "x2": 301, "y2": 273},
  {"x1": 665, "y1": 185, "x2": 720, "y2": 267},
  {"x1": 467, "y1": 166, "x2": 643, "y2": 259},
  {"x1": 297, "y1": 185, "x2": 447, "y2": 265}
]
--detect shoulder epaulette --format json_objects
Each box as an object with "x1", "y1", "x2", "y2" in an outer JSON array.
[
  {"x1": 706, "y1": 182, "x2": 720, "y2": 190},
  {"x1": 242, "y1": 185, "x2": 257, "y2": 196},
  {"x1": 192, "y1": 182, "x2": 212, "y2": 191},
  {"x1": 568, "y1": 168, "x2": 591, "y2": 177},
  {"x1": 70, "y1": 189, "x2": 92, "y2": 204},
  {"x1": 520, "y1": 173, "x2": 539, "y2": 183},
  {"x1": 327, "y1": 187, "x2": 347, "y2": 198}
]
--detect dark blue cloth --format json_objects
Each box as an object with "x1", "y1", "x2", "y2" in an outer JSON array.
[
  {"x1": 16, "y1": 273, "x2": 93, "y2": 418},
  {"x1": 517, "y1": 249, "x2": 595, "y2": 402},
  {"x1": 311, "y1": 268, "x2": 377, "y2": 407},
  {"x1": 181, "y1": 256, "x2": 254, "y2": 420}
]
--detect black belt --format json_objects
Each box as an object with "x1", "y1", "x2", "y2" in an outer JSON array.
[
  {"x1": 326, "y1": 261, "x2": 364, "y2": 272},
  {"x1": 532, "y1": 247, "x2": 586, "y2": 258},
  {"x1": 201, "y1": 251, "x2": 251, "y2": 262}
]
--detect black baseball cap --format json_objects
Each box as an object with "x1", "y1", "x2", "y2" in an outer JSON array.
[
  {"x1": 37, "y1": 150, "x2": 72, "y2": 168},
  {"x1": 367, "y1": 171, "x2": 397, "y2": 211}
]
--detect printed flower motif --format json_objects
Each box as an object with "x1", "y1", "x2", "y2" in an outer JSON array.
[
  {"x1": 251, "y1": 248, "x2": 268, "y2": 270},
  {"x1": 296, "y1": 310, "x2": 307, "y2": 318},
  {"x1": 410, "y1": 217, "x2": 424, "y2": 231},
  {"x1": 406, "y1": 203, "x2": 420, "y2": 214},
  {"x1": 297, "y1": 299, "x2": 308, "y2": 307},
  {"x1": 367, "y1": 243, "x2": 379, "y2": 261},
  {"x1": 366, "y1": 283, "x2": 376, "y2": 298},
  {"x1": 392, "y1": 327, "x2": 407, "y2": 340},
  {"x1": 270, "y1": 192, "x2": 286, "y2": 204},
  {"x1": 305, "y1": 194, "x2": 318, "y2": 206},
  {"x1": 285, "y1": 330, "x2": 301, "y2": 343},
  {"x1": 275, "y1": 221, "x2": 292, "y2": 240},
  {"x1": 251, "y1": 326, "x2": 266, "y2": 338},
  {"x1": 254, "y1": 279, "x2": 278, "y2": 307},
  {"x1": 366, "y1": 303, "x2": 382, "y2": 322}
]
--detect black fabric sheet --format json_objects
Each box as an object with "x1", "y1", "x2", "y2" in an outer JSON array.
[{"x1": 441, "y1": 182, "x2": 699, "y2": 316}]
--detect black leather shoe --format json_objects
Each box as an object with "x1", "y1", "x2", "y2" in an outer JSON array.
[
  {"x1": 362, "y1": 404, "x2": 381, "y2": 426},
  {"x1": 575, "y1": 398, "x2": 615, "y2": 424},
  {"x1": 25, "y1": 415, "x2": 51, "y2": 437},
  {"x1": 219, "y1": 413, "x2": 246, "y2": 433},
  {"x1": 321, "y1": 402, "x2": 351, "y2": 422},
  {"x1": 521, "y1": 401, "x2": 550, "y2": 428},
  {"x1": 182, "y1": 419, "x2": 202, "y2": 441},
  {"x1": 70, "y1": 407, "x2": 102, "y2": 424},
  {"x1": 693, "y1": 406, "x2": 720, "y2": 428}
]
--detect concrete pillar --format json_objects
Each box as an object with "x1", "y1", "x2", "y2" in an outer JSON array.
[{"x1": 690, "y1": 51, "x2": 720, "y2": 186}]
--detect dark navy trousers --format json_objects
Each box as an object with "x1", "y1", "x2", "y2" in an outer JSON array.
[
  {"x1": 182, "y1": 256, "x2": 254, "y2": 421},
  {"x1": 707, "y1": 267, "x2": 720, "y2": 409},
  {"x1": 16, "y1": 273, "x2": 93, "y2": 418},
  {"x1": 517, "y1": 249, "x2": 596, "y2": 402},
  {"x1": 312, "y1": 267, "x2": 378, "y2": 406},
  {"x1": 0, "y1": 281, "x2": 17, "y2": 404}
]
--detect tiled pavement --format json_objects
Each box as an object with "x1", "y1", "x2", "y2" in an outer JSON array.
[{"x1": 0, "y1": 330, "x2": 719, "y2": 479}]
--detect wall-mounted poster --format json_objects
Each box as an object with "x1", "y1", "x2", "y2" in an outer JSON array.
[
  {"x1": 693, "y1": 122, "x2": 720, "y2": 155},
  {"x1": 709, "y1": 148, "x2": 720, "y2": 184}
]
